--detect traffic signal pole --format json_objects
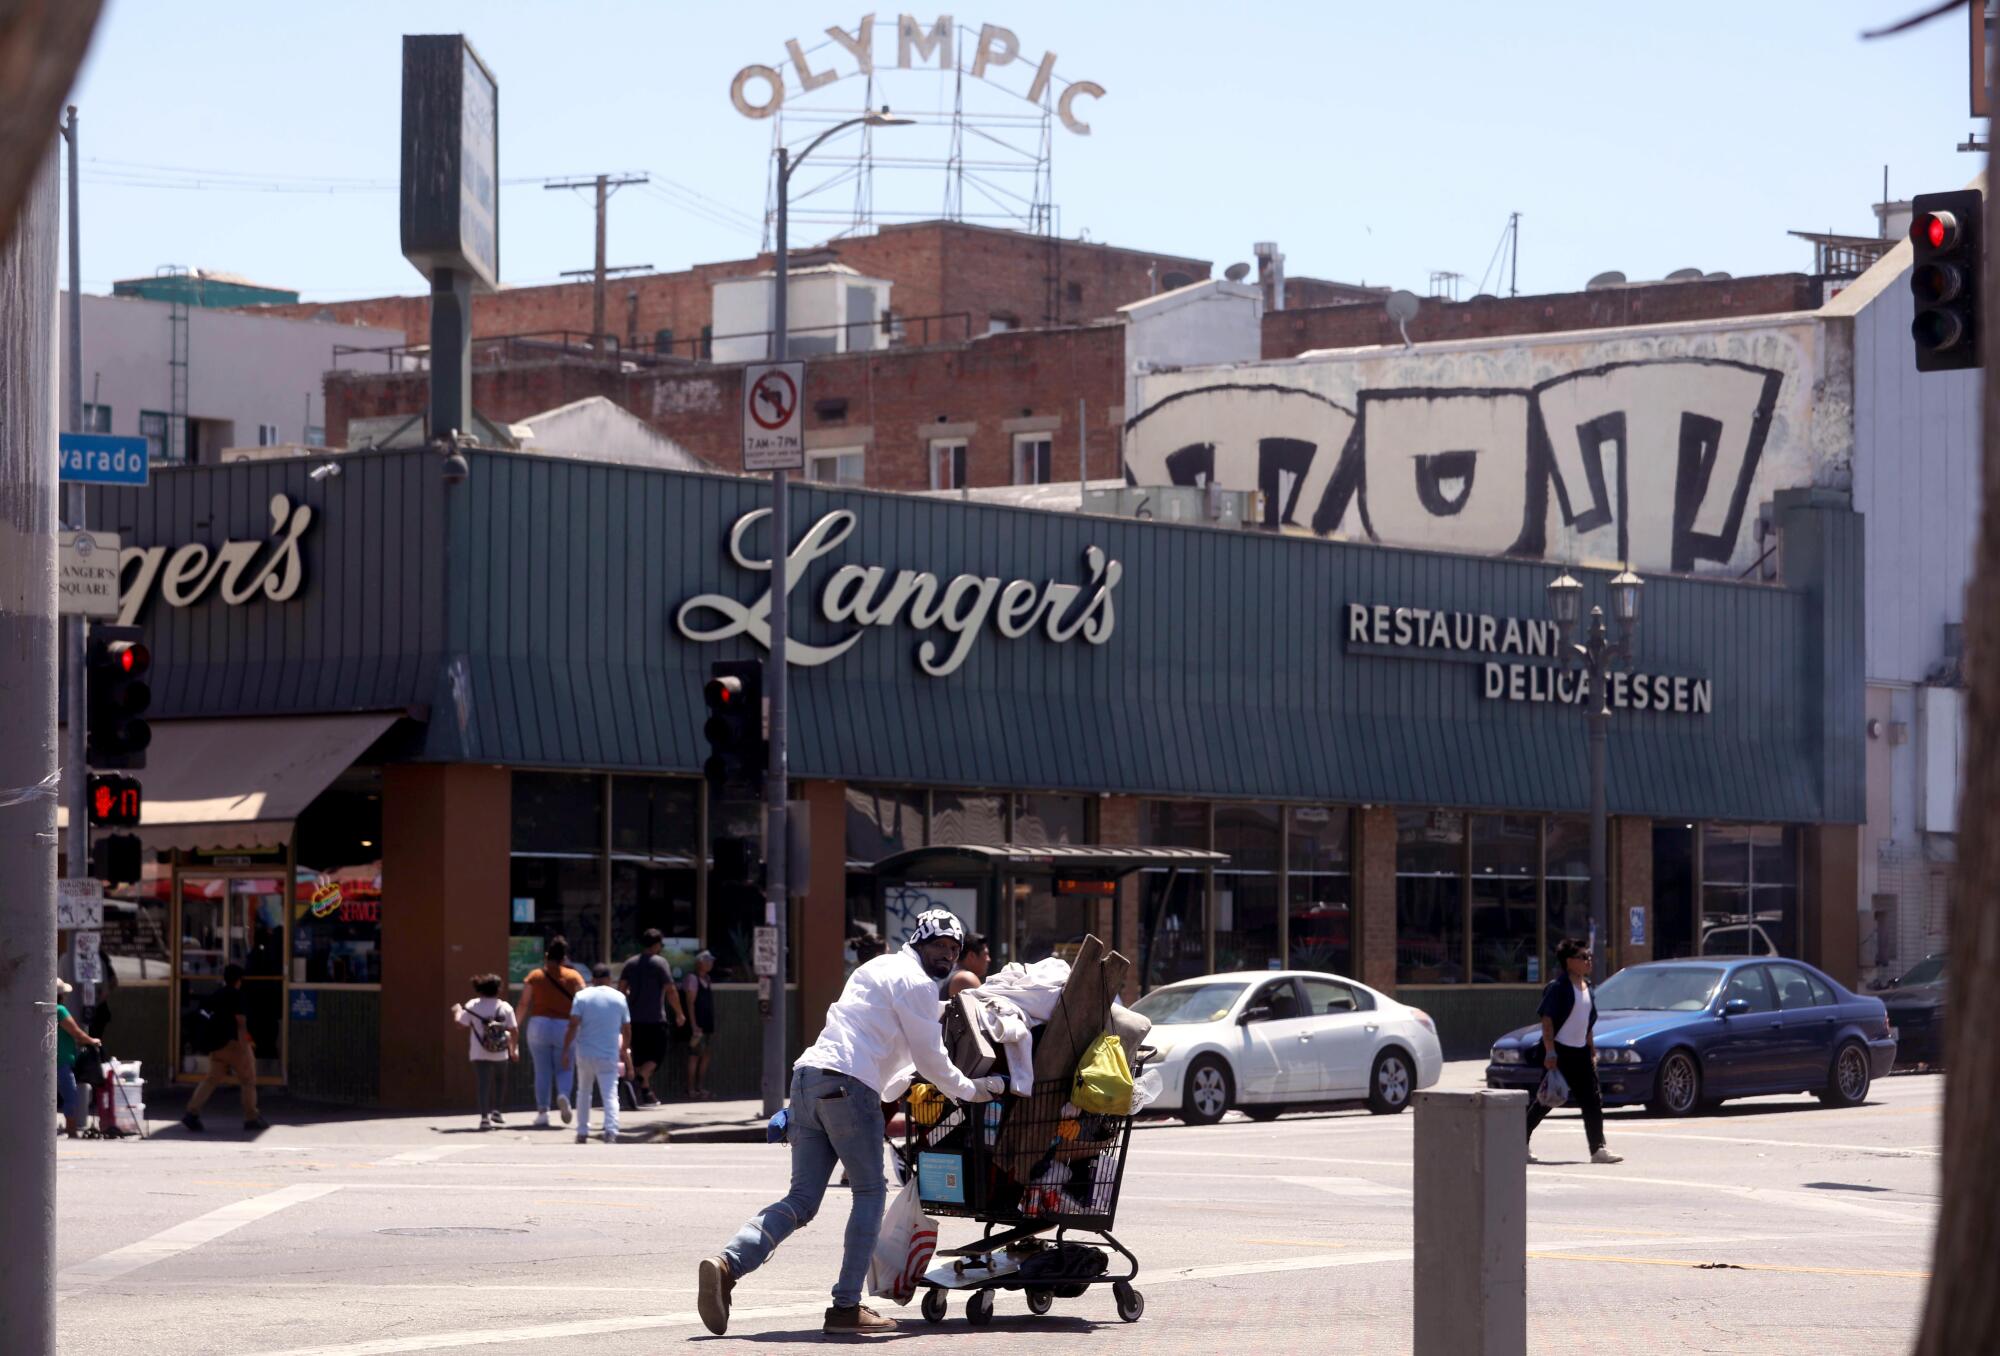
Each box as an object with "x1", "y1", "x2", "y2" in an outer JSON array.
[
  {"x1": 61, "y1": 107, "x2": 87, "y2": 896},
  {"x1": 762, "y1": 144, "x2": 793, "y2": 1119}
]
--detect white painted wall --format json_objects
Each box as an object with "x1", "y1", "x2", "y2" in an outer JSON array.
[
  {"x1": 60, "y1": 292, "x2": 404, "y2": 455},
  {"x1": 1833, "y1": 243, "x2": 1981, "y2": 685},
  {"x1": 710, "y1": 267, "x2": 892, "y2": 363},
  {"x1": 1127, "y1": 315, "x2": 1838, "y2": 576},
  {"x1": 513, "y1": 395, "x2": 711, "y2": 472},
  {"x1": 1118, "y1": 279, "x2": 1263, "y2": 418}
]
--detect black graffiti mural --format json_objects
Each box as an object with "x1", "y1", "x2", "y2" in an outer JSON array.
[{"x1": 1122, "y1": 359, "x2": 1785, "y2": 572}]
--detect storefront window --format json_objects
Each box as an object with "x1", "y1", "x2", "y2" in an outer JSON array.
[
  {"x1": 931, "y1": 791, "x2": 1007, "y2": 846},
  {"x1": 295, "y1": 776, "x2": 385, "y2": 985},
  {"x1": 1014, "y1": 793, "x2": 1096, "y2": 963},
  {"x1": 1287, "y1": 806, "x2": 1351, "y2": 976},
  {"x1": 845, "y1": 787, "x2": 927, "y2": 974},
  {"x1": 1652, "y1": 824, "x2": 1696, "y2": 959},
  {"x1": 510, "y1": 772, "x2": 605, "y2": 979},
  {"x1": 1139, "y1": 800, "x2": 1209, "y2": 989},
  {"x1": 1470, "y1": 814, "x2": 1539, "y2": 984},
  {"x1": 1012, "y1": 794, "x2": 1088, "y2": 848},
  {"x1": 1215, "y1": 803, "x2": 1281, "y2": 972},
  {"x1": 1543, "y1": 818, "x2": 1592, "y2": 977},
  {"x1": 1701, "y1": 824, "x2": 1798, "y2": 957},
  {"x1": 1397, "y1": 810, "x2": 1465, "y2": 984},
  {"x1": 102, "y1": 862, "x2": 172, "y2": 985},
  {"x1": 610, "y1": 777, "x2": 699, "y2": 971}
]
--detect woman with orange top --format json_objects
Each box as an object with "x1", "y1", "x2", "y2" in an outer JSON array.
[{"x1": 518, "y1": 936, "x2": 586, "y2": 1128}]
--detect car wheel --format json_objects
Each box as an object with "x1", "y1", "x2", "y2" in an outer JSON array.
[
  {"x1": 1647, "y1": 1049, "x2": 1702, "y2": 1117},
  {"x1": 1243, "y1": 1104, "x2": 1286, "y2": 1122},
  {"x1": 1817, "y1": 1040, "x2": 1871, "y2": 1108},
  {"x1": 1180, "y1": 1056, "x2": 1233, "y2": 1126},
  {"x1": 1368, "y1": 1049, "x2": 1413, "y2": 1115}
]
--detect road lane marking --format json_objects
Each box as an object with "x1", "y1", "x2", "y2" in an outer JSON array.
[
  {"x1": 1531, "y1": 1169, "x2": 1933, "y2": 1224},
  {"x1": 374, "y1": 1146, "x2": 481, "y2": 1165},
  {"x1": 1277, "y1": 1174, "x2": 1409, "y2": 1198},
  {"x1": 59, "y1": 1184, "x2": 342, "y2": 1286},
  {"x1": 1527, "y1": 1251, "x2": 1930, "y2": 1280},
  {"x1": 1605, "y1": 1129, "x2": 1940, "y2": 1158}
]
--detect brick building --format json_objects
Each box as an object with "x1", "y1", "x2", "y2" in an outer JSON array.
[{"x1": 260, "y1": 219, "x2": 1213, "y2": 355}]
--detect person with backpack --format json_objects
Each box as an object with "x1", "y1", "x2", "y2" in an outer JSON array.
[
  {"x1": 452, "y1": 974, "x2": 520, "y2": 1129},
  {"x1": 182, "y1": 964, "x2": 268, "y2": 1133},
  {"x1": 518, "y1": 937, "x2": 586, "y2": 1129}
]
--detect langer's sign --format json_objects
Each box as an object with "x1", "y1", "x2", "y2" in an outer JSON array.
[
  {"x1": 676, "y1": 509, "x2": 1121, "y2": 676},
  {"x1": 116, "y1": 493, "x2": 314, "y2": 625}
]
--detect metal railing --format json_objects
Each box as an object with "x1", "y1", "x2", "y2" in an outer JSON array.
[{"x1": 330, "y1": 311, "x2": 977, "y2": 374}]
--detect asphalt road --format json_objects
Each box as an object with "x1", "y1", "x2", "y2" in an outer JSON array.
[{"x1": 52, "y1": 1064, "x2": 1941, "y2": 1354}]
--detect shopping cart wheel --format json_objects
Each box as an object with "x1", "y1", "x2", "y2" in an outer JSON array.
[
  {"x1": 1026, "y1": 1287, "x2": 1054, "y2": 1315},
  {"x1": 1114, "y1": 1280, "x2": 1145, "y2": 1323},
  {"x1": 966, "y1": 1288, "x2": 995, "y2": 1326},
  {"x1": 921, "y1": 1287, "x2": 948, "y2": 1324}
]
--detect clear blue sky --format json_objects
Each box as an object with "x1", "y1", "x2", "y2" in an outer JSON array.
[{"x1": 63, "y1": 1, "x2": 1986, "y2": 302}]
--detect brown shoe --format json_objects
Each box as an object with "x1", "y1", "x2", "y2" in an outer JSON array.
[
  {"x1": 823, "y1": 1304, "x2": 897, "y2": 1335},
  {"x1": 697, "y1": 1255, "x2": 734, "y2": 1335}
]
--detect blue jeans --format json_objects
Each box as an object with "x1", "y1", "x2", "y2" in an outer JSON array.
[
  {"x1": 524, "y1": 1016, "x2": 573, "y2": 1110},
  {"x1": 57, "y1": 1064, "x2": 81, "y2": 1123},
  {"x1": 723, "y1": 1066, "x2": 888, "y2": 1308}
]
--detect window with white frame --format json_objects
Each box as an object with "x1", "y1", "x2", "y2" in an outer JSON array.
[
  {"x1": 257, "y1": 423, "x2": 283, "y2": 447},
  {"x1": 809, "y1": 447, "x2": 866, "y2": 487},
  {"x1": 930, "y1": 439, "x2": 967, "y2": 490},
  {"x1": 82, "y1": 403, "x2": 111, "y2": 433},
  {"x1": 138, "y1": 410, "x2": 172, "y2": 463},
  {"x1": 1012, "y1": 434, "x2": 1052, "y2": 486}
]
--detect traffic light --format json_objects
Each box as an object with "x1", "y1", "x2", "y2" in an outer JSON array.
[
  {"x1": 91, "y1": 832, "x2": 142, "y2": 886},
  {"x1": 1909, "y1": 189, "x2": 1983, "y2": 372},
  {"x1": 87, "y1": 773, "x2": 143, "y2": 828},
  {"x1": 702, "y1": 659, "x2": 766, "y2": 799},
  {"x1": 86, "y1": 624, "x2": 151, "y2": 770}
]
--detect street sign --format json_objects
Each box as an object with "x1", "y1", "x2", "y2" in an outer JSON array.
[
  {"x1": 753, "y1": 924, "x2": 780, "y2": 977},
  {"x1": 58, "y1": 529, "x2": 122, "y2": 618},
  {"x1": 74, "y1": 931, "x2": 102, "y2": 984},
  {"x1": 56, "y1": 878, "x2": 104, "y2": 930},
  {"x1": 59, "y1": 433, "x2": 149, "y2": 486},
  {"x1": 742, "y1": 361, "x2": 805, "y2": 472}
]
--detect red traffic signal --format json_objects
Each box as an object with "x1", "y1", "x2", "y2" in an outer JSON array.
[
  {"x1": 88, "y1": 773, "x2": 142, "y2": 828},
  {"x1": 1908, "y1": 189, "x2": 1983, "y2": 373},
  {"x1": 1911, "y1": 210, "x2": 1960, "y2": 251},
  {"x1": 701, "y1": 661, "x2": 765, "y2": 799}
]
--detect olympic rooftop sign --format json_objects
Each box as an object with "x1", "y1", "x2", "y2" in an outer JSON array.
[{"x1": 730, "y1": 15, "x2": 1106, "y2": 136}]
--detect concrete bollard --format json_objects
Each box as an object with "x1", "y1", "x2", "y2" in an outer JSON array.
[{"x1": 1413, "y1": 1088, "x2": 1528, "y2": 1356}]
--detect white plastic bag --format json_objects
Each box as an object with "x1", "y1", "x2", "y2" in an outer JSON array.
[
  {"x1": 1128, "y1": 1065, "x2": 1164, "y2": 1115},
  {"x1": 1536, "y1": 1067, "x2": 1570, "y2": 1108},
  {"x1": 866, "y1": 1177, "x2": 938, "y2": 1306}
]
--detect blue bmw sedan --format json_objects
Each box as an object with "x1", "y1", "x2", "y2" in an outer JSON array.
[{"x1": 1485, "y1": 957, "x2": 1897, "y2": 1116}]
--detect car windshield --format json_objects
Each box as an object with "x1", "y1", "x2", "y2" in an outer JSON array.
[
  {"x1": 1593, "y1": 965, "x2": 1724, "y2": 1011},
  {"x1": 1899, "y1": 956, "x2": 1945, "y2": 987},
  {"x1": 1131, "y1": 981, "x2": 1249, "y2": 1025}
]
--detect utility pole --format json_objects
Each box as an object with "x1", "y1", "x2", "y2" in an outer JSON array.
[
  {"x1": 545, "y1": 173, "x2": 648, "y2": 353},
  {"x1": 0, "y1": 139, "x2": 62, "y2": 1356}
]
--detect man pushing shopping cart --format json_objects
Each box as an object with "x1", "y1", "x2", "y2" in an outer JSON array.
[{"x1": 696, "y1": 909, "x2": 1003, "y2": 1338}]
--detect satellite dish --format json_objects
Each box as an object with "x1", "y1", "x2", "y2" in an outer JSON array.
[
  {"x1": 1471, "y1": 292, "x2": 1499, "y2": 302},
  {"x1": 1585, "y1": 270, "x2": 1627, "y2": 291},
  {"x1": 1703, "y1": 271, "x2": 1731, "y2": 281},
  {"x1": 1385, "y1": 290, "x2": 1421, "y2": 349},
  {"x1": 1664, "y1": 268, "x2": 1704, "y2": 282},
  {"x1": 1224, "y1": 262, "x2": 1252, "y2": 282}
]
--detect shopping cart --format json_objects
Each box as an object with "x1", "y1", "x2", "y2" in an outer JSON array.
[{"x1": 901, "y1": 1056, "x2": 1150, "y2": 1327}]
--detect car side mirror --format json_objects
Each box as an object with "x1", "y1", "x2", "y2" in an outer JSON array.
[
  {"x1": 1238, "y1": 1005, "x2": 1270, "y2": 1025},
  {"x1": 1720, "y1": 998, "x2": 1750, "y2": 1017}
]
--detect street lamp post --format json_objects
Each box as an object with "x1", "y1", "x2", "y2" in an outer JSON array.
[
  {"x1": 762, "y1": 106, "x2": 913, "y2": 1116},
  {"x1": 1548, "y1": 567, "x2": 1644, "y2": 964}
]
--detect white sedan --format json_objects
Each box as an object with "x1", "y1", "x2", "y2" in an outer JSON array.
[{"x1": 1131, "y1": 971, "x2": 1443, "y2": 1125}]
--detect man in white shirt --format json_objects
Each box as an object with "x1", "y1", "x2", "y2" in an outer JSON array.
[{"x1": 698, "y1": 909, "x2": 1003, "y2": 1338}]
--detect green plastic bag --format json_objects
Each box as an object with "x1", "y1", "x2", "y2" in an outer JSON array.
[{"x1": 1071, "y1": 1032, "x2": 1134, "y2": 1116}]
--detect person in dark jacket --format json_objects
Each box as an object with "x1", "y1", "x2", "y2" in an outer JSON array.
[{"x1": 1525, "y1": 937, "x2": 1623, "y2": 1164}]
